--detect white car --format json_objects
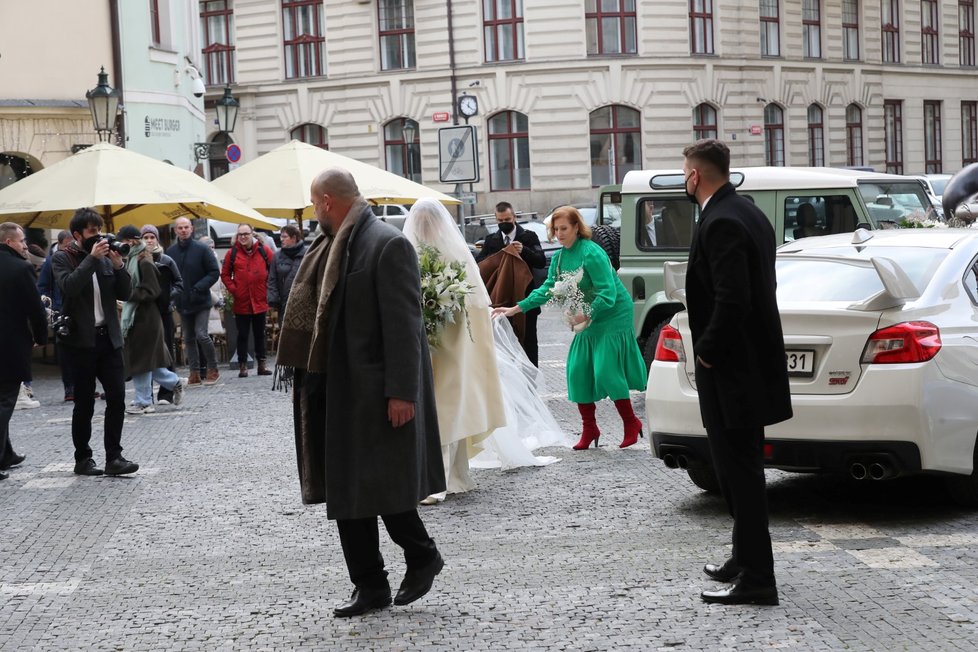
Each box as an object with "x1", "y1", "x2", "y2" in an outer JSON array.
[{"x1": 647, "y1": 228, "x2": 978, "y2": 506}]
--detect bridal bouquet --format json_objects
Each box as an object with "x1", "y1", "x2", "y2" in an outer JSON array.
[
  {"x1": 547, "y1": 269, "x2": 592, "y2": 333},
  {"x1": 418, "y1": 243, "x2": 475, "y2": 348}
]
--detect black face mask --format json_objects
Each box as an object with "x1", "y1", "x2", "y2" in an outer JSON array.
[
  {"x1": 498, "y1": 221, "x2": 516, "y2": 235},
  {"x1": 81, "y1": 235, "x2": 101, "y2": 253},
  {"x1": 685, "y1": 173, "x2": 699, "y2": 206}
]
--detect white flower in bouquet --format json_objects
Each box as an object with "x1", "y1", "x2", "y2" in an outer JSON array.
[
  {"x1": 417, "y1": 243, "x2": 476, "y2": 348},
  {"x1": 547, "y1": 269, "x2": 592, "y2": 332}
]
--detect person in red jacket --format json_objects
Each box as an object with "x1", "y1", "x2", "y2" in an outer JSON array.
[{"x1": 221, "y1": 224, "x2": 274, "y2": 377}]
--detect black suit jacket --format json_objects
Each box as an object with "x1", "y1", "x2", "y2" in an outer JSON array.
[
  {"x1": 53, "y1": 247, "x2": 132, "y2": 350},
  {"x1": 475, "y1": 224, "x2": 547, "y2": 288},
  {"x1": 0, "y1": 244, "x2": 48, "y2": 382},
  {"x1": 686, "y1": 183, "x2": 792, "y2": 429}
]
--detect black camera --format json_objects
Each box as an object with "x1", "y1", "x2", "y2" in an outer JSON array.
[
  {"x1": 103, "y1": 234, "x2": 131, "y2": 256},
  {"x1": 51, "y1": 311, "x2": 73, "y2": 338}
]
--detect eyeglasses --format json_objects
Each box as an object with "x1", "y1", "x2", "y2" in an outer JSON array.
[{"x1": 237, "y1": 232, "x2": 253, "y2": 238}]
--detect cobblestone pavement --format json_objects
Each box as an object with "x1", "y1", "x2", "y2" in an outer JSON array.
[{"x1": 3, "y1": 309, "x2": 978, "y2": 651}]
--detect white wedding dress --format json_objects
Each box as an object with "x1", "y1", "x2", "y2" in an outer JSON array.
[{"x1": 470, "y1": 317, "x2": 573, "y2": 470}]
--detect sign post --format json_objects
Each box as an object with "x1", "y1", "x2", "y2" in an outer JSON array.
[{"x1": 437, "y1": 125, "x2": 479, "y2": 184}]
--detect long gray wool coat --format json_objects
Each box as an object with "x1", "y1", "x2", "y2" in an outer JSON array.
[{"x1": 293, "y1": 207, "x2": 445, "y2": 520}]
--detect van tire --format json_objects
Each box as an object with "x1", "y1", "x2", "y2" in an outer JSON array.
[
  {"x1": 591, "y1": 225, "x2": 620, "y2": 270},
  {"x1": 946, "y1": 441, "x2": 978, "y2": 507},
  {"x1": 687, "y1": 466, "x2": 721, "y2": 493}
]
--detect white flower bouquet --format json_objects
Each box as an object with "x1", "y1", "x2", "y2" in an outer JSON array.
[
  {"x1": 547, "y1": 268, "x2": 592, "y2": 333},
  {"x1": 418, "y1": 243, "x2": 475, "y2": 348}
]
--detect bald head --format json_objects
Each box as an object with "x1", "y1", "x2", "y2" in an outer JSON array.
[{"x1": 310, "y1": 167, "x2": 362, "y2": 233}]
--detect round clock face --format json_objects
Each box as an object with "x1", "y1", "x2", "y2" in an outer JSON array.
[{"x1": 458, "y1": 95, "x2": 478, "y2": 117}]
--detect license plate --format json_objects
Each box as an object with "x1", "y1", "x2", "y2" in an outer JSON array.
[{"x1": 785, "y1": 349, "x2": 815, "y2": 377}]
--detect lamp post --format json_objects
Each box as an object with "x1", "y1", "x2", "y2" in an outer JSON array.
[
  {"x1": 403, "y1": 121, "x2": 417, "y2": 181},
  {"x1": 86, "y1": 67, "x2": 121, "y2": 142},
  {"x1": 194, "y1": 85, "x2": 240, "y2": 163}
]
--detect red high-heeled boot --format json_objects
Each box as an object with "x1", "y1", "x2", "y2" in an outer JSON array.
[
  {"x1": 573, "y1": 402, "x2": 601, "y2": 450},
  {"x1": 614, "y1": 398, "x2": 644, "y2": 448}
]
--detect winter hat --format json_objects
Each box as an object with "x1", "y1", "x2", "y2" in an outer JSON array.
[
  {"x1": 140, "y1": 224, "x2": 160, "y2": 238},
  {"x1": 117, "y1": 225, "x2": 141, "y2": 241}
]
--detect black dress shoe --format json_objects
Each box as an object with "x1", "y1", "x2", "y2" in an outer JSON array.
[
  {"x1": 704, "y1": 559, "x2": 741, "y2": 583},
  {"x1": 0, "y1": 453, "x2": 26, "y2": 470},
  {"x1": 394, "y1": 552, "x2": 444, "y2": 606},
  {"x1": 0, "y1": 471, "x2": 8, "y2": 480},
  {"x1": 73, "y1": 459, "x2": 104, "y2": 476},
  {"x1": 333, "y1": 588, "x2": 392, "y2": 618},
  {"x1": 104, "y1": 457, "x2": 139, "y2": 476},
  {"x1": 701, "y1": 581, "x2": 779, "y2": 606}
]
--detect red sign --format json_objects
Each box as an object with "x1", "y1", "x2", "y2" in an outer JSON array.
[
  {"x1": 749, "y1": 125, "x2": 762, "y2": 136},
  {"x1": 226, "y1": 143, "x2": 242, "y2": 163},
  {"x1": 432, "y1": 112, "x2": 450, "y2": 123}
]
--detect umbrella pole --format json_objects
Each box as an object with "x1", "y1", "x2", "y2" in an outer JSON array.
[{"x1": 294, "y1": 208, "x2": 302, "y2": 234}]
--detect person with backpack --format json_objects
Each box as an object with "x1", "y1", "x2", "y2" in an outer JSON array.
[{"x1": 221, "y1": 224, "x2": 274, "y2": 378}]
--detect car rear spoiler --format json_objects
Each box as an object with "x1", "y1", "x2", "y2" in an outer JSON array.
[
  {"x1": 663, "y1": 261, "x2": 687, "y2": 305},
  {"x1": 847, "y1": 256, "x2": 921, "y2": 311}
]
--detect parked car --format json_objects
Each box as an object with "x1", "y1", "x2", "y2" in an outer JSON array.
[
  {"x1": 914, "y1": 173, "x2": 953, "y2": 218},
  {"x1": 647, "y1": 228, "x2": 978, "y2": 506},
  {"x1": 206, "y1": 218, "x2": 306, "y2": 247},
  {"x1": 371, "y1": 203, "x2": 413, "y2": 230}
]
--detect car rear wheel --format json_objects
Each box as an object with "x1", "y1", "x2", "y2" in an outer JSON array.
[
  {"x1": 946, "y1": 441, "x2": 978, "y2": 507},
  {"x1": 687, "y1": 466, "x2": 720, "y2": 493},
  {"x1": 642, "y1": 319, "x2": 669, "y2": 370}
]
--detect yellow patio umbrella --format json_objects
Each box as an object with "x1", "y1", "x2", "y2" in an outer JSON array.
[
  {"x1": 0, "y1": 143, "x2": 279, "y2": 233},
  {"x1": 211, "y1": 140, "x2": 460, "y2": 227}
]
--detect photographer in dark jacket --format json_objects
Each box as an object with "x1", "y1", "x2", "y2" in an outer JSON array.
[
  {"x1": 165, "y1": 216, "x2": 220, "y2": 386},
  {"x1": 475, "y1": 202, "x2": 546, "y2": 365},
  {"x1": 0, "y1": 223, "x2": 48, "y2": 480},
  {"x1": 52, "y1": 208, "x2": 138, "y2": 477},
  {"x1": 37, "y1": 230, "x2": 75, "y2": 401}
]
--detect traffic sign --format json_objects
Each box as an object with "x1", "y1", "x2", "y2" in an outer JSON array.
[
  {"x1": 226, "y1": 143, "x2": 242, "y2": 163},
  {"x1": 438, "y1": 125, "x2": 479, "y2": 183}
]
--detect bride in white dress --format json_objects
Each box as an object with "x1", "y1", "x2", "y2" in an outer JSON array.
[{"x1": 403, "y1": 200, "x2": 569, "y2": 499}]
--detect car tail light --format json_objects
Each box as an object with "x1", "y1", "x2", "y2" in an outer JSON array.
[
  {"x1": 860, "y1": 321, "x2": 941, "y2": 364},
  {"x1": 654, "y1": 325, "x2": 686, "y2": 363}
]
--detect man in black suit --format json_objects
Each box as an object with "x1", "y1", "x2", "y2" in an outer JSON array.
[
  {"x1": 53, "y1": 208, "x2": 139, "y2": 477},
  {"x1": 475, "y1": 201, "x2": 546, "y2": 365},
  {"x1": 0, "y1": 223, "x2": 48, "y2": 480},
  {"x1": 683, "y1": 139, "x2": 792, "y2": 606}
]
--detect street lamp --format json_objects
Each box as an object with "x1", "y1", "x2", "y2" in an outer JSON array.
[
  {"x1": 86, "y1": 67, "x2": 121, "y2": 142},
  {"x1": 403, "y1": 121, "x2": 417, "y2": 180},
  {"x1": 194, "y1": 85, "x2": 240, "y2": 162}
]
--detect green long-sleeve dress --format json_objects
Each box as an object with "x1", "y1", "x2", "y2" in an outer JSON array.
[{"x1": 518, "y1": 237, "x2": 646, "y2": 404}]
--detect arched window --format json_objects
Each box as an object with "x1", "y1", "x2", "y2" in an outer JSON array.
[
  {"x1": 290, "y1": 123, "x2": 328, "y2": 149},
  {"x1": 763, "y1": 103, "x2": 785, "y2": 166},
  {"x1": 807, "y1": 104, "x2": 824, "y2": 167},
  {"x1": 589, "y1": 105, "x2": 641, "y2": 186},
  {"x1": 692, "y1": 103, "x2": 718, "y2": 141},
  {"x1": 846, "y1": 104, "x2": 863, "y2": 167},
  {"x1": 384, "y1": 118, "x2": 421, "y2": 183},
  {"x1": 488, "y1": 111, "x2": 530, "y2": 191}
]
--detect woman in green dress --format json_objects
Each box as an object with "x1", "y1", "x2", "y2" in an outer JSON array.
[{"x1": 492, "y1": 206, "x2": 647, "y2": 449}]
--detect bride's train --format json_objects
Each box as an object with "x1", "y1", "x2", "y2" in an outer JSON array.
[{"x1": 470, "y1": 316, "x2": 573, "y2": 470}]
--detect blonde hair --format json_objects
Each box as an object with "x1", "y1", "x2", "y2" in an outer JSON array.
[{"x1": 547, "y1": 206, "x2": 592, "y2": 241}]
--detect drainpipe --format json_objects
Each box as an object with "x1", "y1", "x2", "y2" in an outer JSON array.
[
  {"x1": 109, "y1": 0, "x2": 126, "y2": 146},
  {"x1": 447, "y1": 0, "x2": 458, "y2": 126}
]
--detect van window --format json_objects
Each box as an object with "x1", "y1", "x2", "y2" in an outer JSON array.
[
  {"x1": 636, "y1": 197, "x2": 697, "y2": 250},
  {"x1": 784, "y1": 195, "x2": 861, "y2": 242}
]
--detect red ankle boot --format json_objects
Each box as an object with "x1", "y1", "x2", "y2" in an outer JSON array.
[
  {"x1": 614, "y1": 398, "x2": 644, "y2": 448},
  {"x1": 573, "y1": 402, "x2": 601, "y2": 450}
]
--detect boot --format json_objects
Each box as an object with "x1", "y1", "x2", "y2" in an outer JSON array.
[
  {"x1": 204, "y1": 368, "x2": 220, "y2": 385},
  {"x1": 614, "y1": 398, "x2": 644, "y2": 448},
  {"x1": 187, "y1": 371, "x2": 202, "y2": 386},
  {"x1": 573, "y1": 402, "x2": 601, "y2": 450},
  {"x1": 238, "y1": 363, "x2": 248, "y2": 378},
  {"x1": 257, "y1": 359, "x2": 272, "y2": 376}
]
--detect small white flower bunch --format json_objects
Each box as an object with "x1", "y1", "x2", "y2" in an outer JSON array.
[{"x1": 547, "y1": 269, "x2": 592, "y2": 332}]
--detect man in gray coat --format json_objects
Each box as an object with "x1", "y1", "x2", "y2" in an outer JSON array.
[{"x1": 278, "y1": 168, "x2": 445, "y2": 618}]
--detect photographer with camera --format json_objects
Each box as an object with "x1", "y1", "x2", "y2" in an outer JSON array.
[
  {"x1": 37, "y1": 230, "x2": 76, "y2": 401},
  {"x1": 52, "y1": 208, "x2": 138, "y2": 477},
  {"x1": 0, "y1": 223, "x2": 48, "y2": 480}
]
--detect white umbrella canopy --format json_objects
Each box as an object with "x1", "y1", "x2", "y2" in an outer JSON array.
[
  {"x1": 211, "y1": 140, "x2": 460, "y2": 223},
  {"x1": 0, "y1": 143, "x2": 278, "y2": 233}
]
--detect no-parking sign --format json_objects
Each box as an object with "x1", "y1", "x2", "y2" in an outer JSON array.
[{"x1": 226, "y1": 144, "x2": 242, "y2": 163}]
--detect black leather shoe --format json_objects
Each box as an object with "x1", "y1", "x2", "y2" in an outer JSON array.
[
  {"x1": 0, "y1": 471, "x2": 8, "y2": 480},
  {"x1": 701, "y1": 581, "x2": 779, "y2": 606},
  {"x1": 73, "y1": 459, "x2": 104, "y2": 476},
  {"x1": 333, "y1": 588, "x2": 392, "y2": 618},
  {"x1": 104, "y1": 457, "x2": 139, "y2": 476},
  {"x1": 0, "y1": 453, "x2": 26, "y2": 470},
  {"x1": 394, "y1": 552, "x2": 444, "y2": 606},
  {"x1": 704, "y1": 559, "x2": 741, "y2": 583}
]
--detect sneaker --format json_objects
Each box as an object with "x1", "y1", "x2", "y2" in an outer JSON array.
[
  {"x1": 73, "y1": 458, "x2": 104, "y2": 476},
  {"x1": 104, "y1": 457, "x2": 138, "y2": 476},
  {"x1": 23, "y1": 383, "x2": 35, "y2": 398},
  {"x1": 125, "y1": 403, "x2": 156, "y2": 415},
  {"x1": 203, "y1": 368, "x2": 220, "y2": 385},
  {"x1": 171, "y1": 380, "x2": 185, "y2": 406},
  {"x1": 15, "y1": 385, "x2": 40, "y2": 410}
]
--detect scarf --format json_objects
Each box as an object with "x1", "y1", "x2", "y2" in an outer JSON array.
[
  {"x1": 273, "y1": 199, "x2": 366, "y2": 391},
  {"x1": 120, "y1": 242, "x2": 147, "y2": 338}
]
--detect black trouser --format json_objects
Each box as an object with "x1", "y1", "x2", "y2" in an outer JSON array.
[
  {"x1": 55, "y1": 341, "x2": 74, "y2": 395},
  {"x1": 62, "y1": 332, "x2": 127, "y2": 463},
  {"x1": 523, "y1": 307, "x2": 540, "y2": 367},
  {"x1": 0, "y1": 381, "x2": 20, "y2": 465},
  {"x1": 234, "y1": 313, "x2": 266, "y2": 364},
  {"x1": 705, "y1": 422, "x2": 775, "y2": 587},
  {"x1": 335, "y1": 511, "x2": 438, "y2": 590}
]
